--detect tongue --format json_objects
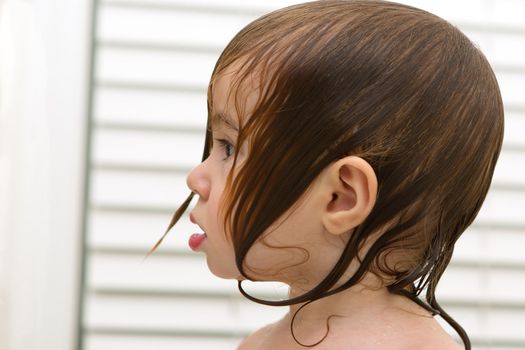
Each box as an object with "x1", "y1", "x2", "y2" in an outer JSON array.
[{"x1": 189, "y1": 233, "x2": 206, "y2": 251}]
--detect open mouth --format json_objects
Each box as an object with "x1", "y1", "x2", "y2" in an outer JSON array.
[
  {"x1": 189, "y1": 232, "x2": 207, "y2": 251},
  {"x1": 188, "y1": 213, "x2": 207, "y2": 250}
]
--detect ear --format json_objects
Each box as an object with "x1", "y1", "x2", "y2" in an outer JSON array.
[{"x1": 320, "y1": 156, "x2": 377, "y2": 235}]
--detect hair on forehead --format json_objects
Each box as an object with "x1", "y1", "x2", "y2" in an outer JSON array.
[{"x1": 208, "y1": 53, "x2": 283, "y2": 140}]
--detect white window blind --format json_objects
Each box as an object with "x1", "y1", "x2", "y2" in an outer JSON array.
[{"x1": 81, "y1": 1, "x2": 525, "y2": 349}]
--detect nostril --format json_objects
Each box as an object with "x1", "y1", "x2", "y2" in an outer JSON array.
[
  {"x1": 186, "y1": 170, "x2": 200, "y2": 193},
  {"x1": 187, "y1": 177, "x2": 209, "y2": 200},
  {"x1": 186, "y1": 177, "x2": 195, "y2": 193},
  {"x1": 186, "y1": 163, "x2": 210, "y2": 200}
]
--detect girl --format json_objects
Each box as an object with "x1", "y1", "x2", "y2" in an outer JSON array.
[{"x1": 151, "y1": 1, "x2": 504, "y2": 349}]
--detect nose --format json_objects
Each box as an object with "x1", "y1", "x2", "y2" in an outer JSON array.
[{"x1": 186, "y1": 161, "x2": 210, "y2": 200}]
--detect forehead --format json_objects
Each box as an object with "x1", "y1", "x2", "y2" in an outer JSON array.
[
  {"x1": 211, "y1": 111, "x2": 239, "y2": 133},
  {"x1": 210, "y1": 61, "x2": 262, "y2": 130}
]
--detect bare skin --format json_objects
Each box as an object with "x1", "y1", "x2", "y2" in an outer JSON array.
[{"x1": 238, "y1": 279, "x2": 463, "y2": 350}]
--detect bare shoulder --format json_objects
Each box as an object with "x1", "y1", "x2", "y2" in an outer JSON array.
[
  {"x1": 237, "y1": 323, "x2": 276, "y2": 350},
  {"x1": 391, "y1": 305, "x2": 465, "y2": 350},
  {"x1": 417, "y1": 336, "x2": 464, "y2": 350},
  {"x1": 409, "y1": 321, "x2": 464, "y2": 350}
]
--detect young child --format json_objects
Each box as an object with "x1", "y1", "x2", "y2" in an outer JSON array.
[{"x1": 151, "y1": 1, "x2": 504, "y2": 349}]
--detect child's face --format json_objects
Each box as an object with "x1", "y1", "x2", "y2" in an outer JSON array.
[
  {"x1": 184, "y1": 64, "x2": 252, "y2": 280},
  {"x1": 186, "y1": 62, "x2": 347, "y2": 284}
]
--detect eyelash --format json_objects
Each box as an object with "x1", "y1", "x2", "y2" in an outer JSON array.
[{"x1": 214, "y1": 138, "x2": 235, "y2": 160}]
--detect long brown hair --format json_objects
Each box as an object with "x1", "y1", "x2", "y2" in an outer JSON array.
[{"x1": 153, "y1": 1, "x2": 504, "y2": 348}]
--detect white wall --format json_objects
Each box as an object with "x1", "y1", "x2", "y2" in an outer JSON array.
[{"x1": 0, "y1": 0, "x2": 91, "y2": 349}]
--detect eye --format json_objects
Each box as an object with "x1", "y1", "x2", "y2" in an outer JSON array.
[{"x1": 215, "y1": 138, "x2": 235, "y2": 160}]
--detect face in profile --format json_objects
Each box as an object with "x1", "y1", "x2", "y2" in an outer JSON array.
[
  {"x1": 185, "y1": 65, "x2": 244, "y2": 280},
  {"x1": 185, "y1": 63, "x2": 347, "y2": 286}
]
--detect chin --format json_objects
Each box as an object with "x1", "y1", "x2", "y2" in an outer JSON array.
[{"x1": 206, "y1": 259, "x2": 241, "y2": 280}]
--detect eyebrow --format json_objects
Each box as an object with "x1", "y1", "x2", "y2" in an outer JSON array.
[{"x1": 211, "y1": 111, "x2": 239, "y2": 133}]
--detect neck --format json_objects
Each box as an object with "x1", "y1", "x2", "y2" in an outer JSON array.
[{"x1": 285, "y1": 272, "x2": 428, "y2": 325}]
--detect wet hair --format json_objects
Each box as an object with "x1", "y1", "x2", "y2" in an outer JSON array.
[{"x1": 152, "y1": 1, "x2": 504, "y2": 348}]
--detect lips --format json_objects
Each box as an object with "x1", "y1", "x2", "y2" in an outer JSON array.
[
  {"x1": 189, "y1": 212, "x2": 207, "y2": 251},
  {"x1": 189, "y1": 233, "x2": 207, "y2": 251}
]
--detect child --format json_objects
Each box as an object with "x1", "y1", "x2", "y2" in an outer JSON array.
[{"x1": 151, "y1": 1, "x2": 504, "y2": 349}]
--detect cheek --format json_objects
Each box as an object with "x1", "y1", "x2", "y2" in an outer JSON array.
[
  {"x1": 205, "y1": 194, "x2": 241, "y2": 279},
  {"x1": 205, "y1": 247, "x2": 240, "y2": 279},
  {"x1": 242, "y1": 238, "x2": 311, "y2": 281},
  {"x1": 240, "y1": 207, "x2": 322, "y2": 281},
  {"x1": 207, "y1": 184, "x2": 226, "y2": 231}
]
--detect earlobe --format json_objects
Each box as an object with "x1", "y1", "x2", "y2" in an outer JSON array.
[{"x1": 321, "y1": 156, "x2": 378, "y2": 235}]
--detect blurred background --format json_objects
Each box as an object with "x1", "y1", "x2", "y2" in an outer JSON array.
[{"x1": 0, "y1": 0, "x2": 524, "y2": 349}]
